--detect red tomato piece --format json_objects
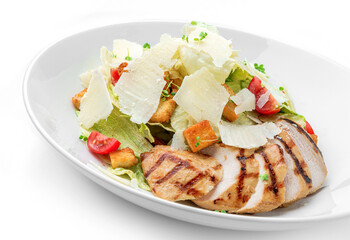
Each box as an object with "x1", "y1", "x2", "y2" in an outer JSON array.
[
  {"x1": 248, "y1": 76, "x2": 280, "y2": 115},
  {"x1": 248, "y1": 76, "x2": 263, "y2": 95},
  {"x1": 110, "y1": 62, "x2": 129, "y2": 86},
  {"x1": 110, "y1": 68, "x2": 121, "y2": 86},
  {"x1": 255, "y1": 88, "x2": 280, "y2": 115},
  {"x1": 305, "y1": 121, "x2": 315, "y2": 135},
  {"x1": 87, "y1": 131, "x2": 121, "y2": 155}
]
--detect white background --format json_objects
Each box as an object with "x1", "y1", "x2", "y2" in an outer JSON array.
[{"x1": 1, "y1": 0, "x2": 350, "y2": 239}]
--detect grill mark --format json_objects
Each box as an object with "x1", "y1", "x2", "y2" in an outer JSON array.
[
  {"x1": 237, "y1": 149, "x2": 247, "y2": 200},
  {"x1": 258, "y1": 147, "x2": 279, "y2": 195},
  {"x1": 282, "y1": 118, "x2": 322, "y2": 157},
  {"x1": 181, "y1": 173, "x2": 206, "y2": 191},
  {"x1": 275, "y1": 135, "x2": 312, "y2": 184},
  {"x1": 156, "y1": 161, "x2": 190, "y2": 184},
  {"x1": 145, "y1": 153, "x2": 190, "y2": 178},
  {"x1": 144, "y1": 153, "x2": 168, "y2": 178}
]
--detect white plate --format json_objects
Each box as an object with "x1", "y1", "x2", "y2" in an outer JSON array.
[{"x1": 23, "y1": 21, "x2": 350, "y2": 231}]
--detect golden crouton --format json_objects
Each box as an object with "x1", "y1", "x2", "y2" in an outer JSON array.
[
  {"x1": 222, "y1": 101, "x2": 239, "y2": 122},
  {"x1": 183, "y1": 120, "x2": 217, "y2": 152},
  {"x1": 72, "y1": 88, "x2": 87, "y2": 110},
  {"x1": 149, "y1": 98, "x2": 176, "y2": 123},
  {"x1": 221, "y1": 84, "x2": 239, "y2": 122},
  {"x1": 110, "y1": 148, "x2": 138, "y2": 169}
]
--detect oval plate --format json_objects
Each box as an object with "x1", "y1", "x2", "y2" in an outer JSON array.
[{"x1": 23, "y1": 21, "x2": 350, "y2": 231}]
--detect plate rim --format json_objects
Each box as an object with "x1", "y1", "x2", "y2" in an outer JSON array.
[{"x1": 22, "y1": 20, "x2": 350, "y2": 225}]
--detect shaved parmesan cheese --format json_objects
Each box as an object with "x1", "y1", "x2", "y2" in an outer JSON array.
[
  {"x1": 149, "y1": 34, "x2": 183, "y2": 69},
  {"x1": 113, "y1": 39, "x2": 143, "y2": 61},
  {"x1": 182, "y1": 23, "x2": 219, "y2": 36},
  {"x1": 218, "y1": 121, "x2": 281, "y2": 149},
  {"x1": 187, "y1": 27, "x2": 233, "y2": 67},
  {"x1": 173, "y1": 67, "x2": 229, "y2": 124},
  {"x1": 114, "y1": 34, "x2": 181, "y2": 124},
  {"x1": 114, "y1": 58, "x2": 165, "y2": 124},
  {"x1": 171, "y1": 131, "x2": 189, "y2": 151},
  {"x1": 230, "y1": 88, "x2": 255, "y2": 114},
  {"x1": 177, "y1": 45, "x2": 235, "y2": 84},
  {"x1": 78, "y1": 70, "x2": 113, "y2": 129},
  {"x1": 80, "y1": 66, "x2": 107, "y2": 88},
  {"x1": 80, "y1": 70, "x2": 93, "y2": 88},
  {"x1": 256, "y1": 90, "x2": 270, "y2": 109}
]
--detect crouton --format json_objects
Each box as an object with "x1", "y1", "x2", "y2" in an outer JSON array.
[
  {"x1": 72, "y1": 88, "x2": 87, "y2": 110},
  {"x1": 183, "y1": 120, "x2": 217, "y2": 152},
  {"x1": 221, "y1": 84, "x2": 239, "y2": 122},
  {"x1": 222, "y1": 101, "x2": 239, "y2": 122},
  {"x1": 110, "y1": 147, "x2": 138, "y2": 169},
  {"x1": 149, "y1": 98, "x2": 176, "y2": 123}
]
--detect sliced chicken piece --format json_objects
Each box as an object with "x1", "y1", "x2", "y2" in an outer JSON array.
[
  {"x1": 237, "y1": 144, "x2": 287, "y2": 213},
  {"x1": 276, "y1": 119, "x2": 327, "y2": 195},
  {"x1": 140, "y1": 145, "x2": 223, "y2": 201},
  {"x1": 193, "y1": 144, "x2": 260, "y2": 213},
  {"x1": 271, "y1": 129, "x2": 313, "y2": 206}
]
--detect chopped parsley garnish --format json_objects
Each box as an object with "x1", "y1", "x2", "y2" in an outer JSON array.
[
  {"x1": 182, "y1": 35, "x2": 189, "y2": 43},
  {"x1": 143, "y1": 43, "x2": 151, "y2": 49},
  {"x1": 279, "y1": 86, "x2": 284, "y2": 91},
  {"x1": 194, "y1": 32, "x2": 208, "y2": 42},
  {"x1": 111, "y1": 52, "x2": 117, "y2": 58},
  {"x1": 75, "y1": 110, "x2": 80, "y2": 117},
  {"x1": 166, "y1": 75, "x2": 169, "y2": 80},
  {"x1": 190, "y1": 21, "x2": 197, "y2": 25},
  {"x1": 254, "y1": 63, "x2": 265, "y2": 74},
  {"x1": 171, "y1": 92, "x2": 176, "y2": 96},
  {"x1": 79, "y1": 135, "x2": 88, "y2": 141},
  {"x1": 125, "y1": 48, "x2": 132, "y2": 61},
  {"x1": 259, "y1": 172, "x2": 269, "y2": 181},
  {"x1": 199, "y1": 32, "x2": 208, "y2": 40},
  {"x1": 195, "y1": 136, "x2": 201, "y2": 147}
]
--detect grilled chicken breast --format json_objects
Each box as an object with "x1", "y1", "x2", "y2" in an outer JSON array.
[
  {"x1": 193, "y1": 143, "x2": 287, "y2": 213},
  {"x1": 140, "y1": 145, "x2": 223, "y2": 201},
  {"x1": 272, "y1": 129, "x2": 313, "y2": 206},
  {"x1": 141, "y1": 119, "x2": 326, "y2": 214},
  {"x1": 238, "y1": 144, "x2": 287, "y2": 213},
  {"x1": 276, "y1": 119, "x2": 327, "y2": 196},
  {"x1": 193, "y1": 144, "x2": 260, "y2": 212}
]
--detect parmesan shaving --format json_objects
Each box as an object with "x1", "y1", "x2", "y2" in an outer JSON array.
[
  {"x1": 173, "y1": 67, "x2": 230, "y2": 124},
  {"x1": 256, "y1": 90, "x2": 270, "y2": 109},
  {"x1": 78, "y1": 70, "x2": 113, "y2": 129},
  {"x1": 230, "y1": 88, "x2": 255, "y2": 114},
  {"x1": 218, "y1": 121, "x2": 281, "y2": 149},
  {"x1": 114, "y1": 34, "x2": 182, "y2": 124},
  {"x1": 186, "y1": 26, "x2": 233, "y2": 67}
]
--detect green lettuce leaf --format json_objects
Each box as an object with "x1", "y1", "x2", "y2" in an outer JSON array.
[
  {"x1": 87, "y1": 106, "x2": 153, "y2": 157},
  {"x1": 107, "y1": 162, "x2": 151, "y2": 191},
  {"x1": 225, "y1": 67, "x2": 252, "y2": 93}
]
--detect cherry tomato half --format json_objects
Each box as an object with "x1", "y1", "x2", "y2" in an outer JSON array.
[
  {"x1": 87, "y1": 131, "x2": 121, "y2": 155},
  {"x1": 305, "y1": 121, "x2": 315, "y2": 135},
  {"x1": 110, "y1": 62, "x2": 128, "y2": 86},
  {"x1": 248, "y1": 76, "x2": 280, "y2": 115},
  {"x1": 110, "y1": 68, "x2": 121, "y2": 86}
]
